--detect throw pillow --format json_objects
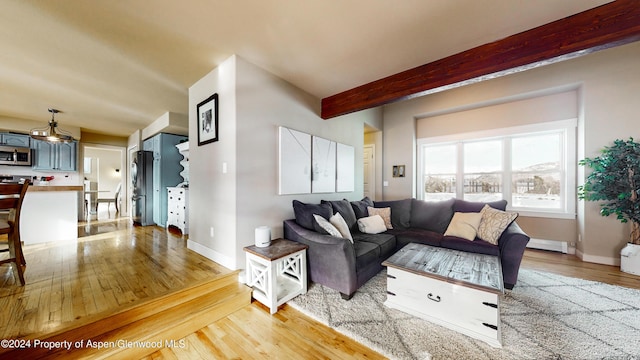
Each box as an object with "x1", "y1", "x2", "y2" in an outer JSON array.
[
  {"x1": 330, "y1": 212, "x2": 353, "y2": 243},
  {"x1": 367, "y1": 206, "x2": 393, "y2": 229},
  {"x1": 443, "y1": 212, "x2": 483, "y2": 241},
  {"x1": 357, "y1": 215, "x2": 387, "y2": 234},
  {"x1": 292, "y1": 200, "x2": 332, "y2": 230},
  {"x1": 350, "y1": 197, "x2": 374, "y2": 219},
  {"x1": 321, "y1": 199, "x2": 357, "y2": 230},
  {"x1": 313, "y1": 214, "x2": 343, "y2": 238},
  {"x1": 477, "y1": 204, "x2": 518, "y2": 245}
]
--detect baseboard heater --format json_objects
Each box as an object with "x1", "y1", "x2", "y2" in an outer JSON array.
[{"x1": 526, "y1": 238, "x2": 569, "y2": 254}]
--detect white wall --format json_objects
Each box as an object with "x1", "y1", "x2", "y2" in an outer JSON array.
[
  {"x1": 188, "y1": 55, "x2": 238, "y2": 269},
  {"x1": 188, "y1": 55, "x2": 375, "y2": 269},
  {"x1": 382, "y1": 41, "x2": 640, "y2": 265}
]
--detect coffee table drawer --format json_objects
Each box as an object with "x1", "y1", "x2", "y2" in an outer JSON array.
[{"x1": 386, "y1": 267, "x2": 501, "y2": 346}]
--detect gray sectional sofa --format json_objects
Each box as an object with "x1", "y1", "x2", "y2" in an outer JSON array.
[{"x1": 283, "y1": 197, "x2": 530, "y2": 299}]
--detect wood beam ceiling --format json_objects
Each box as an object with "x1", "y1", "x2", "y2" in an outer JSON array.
[{"x1": 321, "y1": 0, "x2": 640, "y2": 119}]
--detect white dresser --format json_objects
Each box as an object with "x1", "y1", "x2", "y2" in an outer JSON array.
[{"x1": 166, "y1": 187, "x2": 188, "y2": 234}]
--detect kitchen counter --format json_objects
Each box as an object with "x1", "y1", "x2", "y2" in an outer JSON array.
[
  {"x1": 21, "y1": 185, "x2": 81, "y2": 245},
  {"x1": 28, "y1": 185, "x2": 84, "y2": 192}
]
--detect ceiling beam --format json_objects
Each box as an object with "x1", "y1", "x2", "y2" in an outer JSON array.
[{"x1": 321, "y1": 0, "x2": 640, "y2": 119}]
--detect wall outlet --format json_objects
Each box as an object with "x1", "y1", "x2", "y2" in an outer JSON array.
[
  {"x1": 578, "y1": 233, "x2": 582, "y2": 242},
  {"x1": 210, "y1": 227, "x2": 214, "y2": 238}
]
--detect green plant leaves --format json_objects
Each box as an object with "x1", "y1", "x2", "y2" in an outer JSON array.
[{"x1": 579, "y1": 137, "x2": 640, "y2": 225}]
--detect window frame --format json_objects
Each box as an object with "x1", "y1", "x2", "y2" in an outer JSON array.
[{"x1": 417, "y1": 119, "x2": 577, "y2": 219}]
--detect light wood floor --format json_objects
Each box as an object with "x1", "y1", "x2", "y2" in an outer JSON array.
[{"x1": 2, "y1": 214, "x2": 639, "y2": 359}]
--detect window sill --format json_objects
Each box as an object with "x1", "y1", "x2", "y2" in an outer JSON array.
[{"x1": 509, "y1": 210, "x2": 576, "y2": 220}]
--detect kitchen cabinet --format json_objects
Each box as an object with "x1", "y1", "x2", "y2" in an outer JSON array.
[
  {"x1": 143, "y1": 133, "x2": 187, "y2": 226},
  {"x1": 0, "y1": 133, "x2": 30, "y2": 147},
  {"x1": 31, "y1": 139, "x2": 77, "y2": 171}
]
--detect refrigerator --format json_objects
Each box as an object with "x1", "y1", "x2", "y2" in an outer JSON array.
[{"x1": 131, "y1": 150, "x2": 154, "y2": 226}]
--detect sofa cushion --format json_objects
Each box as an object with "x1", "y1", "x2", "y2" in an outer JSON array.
[
  {"x1": 367, "y1": 206, "x2": 393, "y2": 229},
  {"x1": 443, "y1": 211, "x2": 483, "y2": 241},
  {"x1": 322, "y1": 199, "x2": 358, "y2": 230},
  {"x1": 293, "y1": 200, "x2": 332, "y2": 230},
  {"x1": 353, "y1": 232, "x2": 396, "y2": 258},
  {"x1": 312, "y1": 214, "x2": 343, "y2": 238},
  {"x1": 330, "y1": 212, "x2": 353, "y2": 243},
  {"x1": 357, "y1": 215, "x2": 387, "y2": 234},
  {"x1": 387, "y1": 228, "x2": 443, "y2": 249},
  {"x1": 350, "y1": 197, "x2": 374, "y2": 219},
  {"x1": 353, "y1": 240, "x2": 380, "y2": 270},
  {"x1": 477, "y1": 204, "x2": 518, "y2": 245},
  {"x1": 410, "y1": 198, "x2": 455, "y2": 233},
  {"x1": 374, "y1": 198, "x2": 412, "y2": 229},
  {"x1": 440, "y1": 236, "x2": 500, "y2": 256},
  {"x1": 453, "y1": 199, "x2": 507, "y2": 213}
]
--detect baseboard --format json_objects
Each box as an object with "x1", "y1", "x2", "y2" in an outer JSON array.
[
  {"x1": 575, "y1": 248, "x2": 620, "y2": 266},
  {"x1": 187, "y1": 239, "x2": 237, "y2": 270},
  {"x1": 526, "y1": 238, "x2": 572, "y2": 254}
]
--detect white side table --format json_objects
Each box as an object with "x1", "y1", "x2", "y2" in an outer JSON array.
[{"x1": 244, "y1": 239, "x2": 308, "y2": 314}]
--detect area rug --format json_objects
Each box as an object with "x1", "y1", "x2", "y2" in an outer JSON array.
[{"x1": 288, "y1": 269, "x2": 640, "y2": 360}]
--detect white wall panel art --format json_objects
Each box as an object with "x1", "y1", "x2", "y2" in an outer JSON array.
[
  {"x1": 312, "y1": 136, "x2": 336, "y2": 193},
  {"x1": 278, "y1": 126, "x2": 311, "y2": 194},
  {"x1": 336, "y1": 142, "x2": 355, "y2": 192}
]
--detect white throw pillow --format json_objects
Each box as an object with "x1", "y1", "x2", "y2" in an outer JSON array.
[
  {"x1": 330, "y1": 212, "x2": 353, "y2": 243},
  {"x1": 477, "y1": 204, "x2": 518, "y2": 245},
  {"x1": 313, "y1": 214, "x2": 342, "y2": 238},
  {"x1": 444, "y1": 212, "x2": 483, "y2": 241},
  {"x1": 357, "y1": 215, "x2": 388, "y2": 234},
  {"x1": 367, "y1": 206, "x2": 393, "y2": 229}
]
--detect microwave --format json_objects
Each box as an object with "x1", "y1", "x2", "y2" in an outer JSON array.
[{"x1": 0, "y1": 146, "x2": 32, "y2": 166}]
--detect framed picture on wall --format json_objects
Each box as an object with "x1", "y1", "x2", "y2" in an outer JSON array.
[{"x1": 197, "y1": 93, "x2": 219, "y2": 146}]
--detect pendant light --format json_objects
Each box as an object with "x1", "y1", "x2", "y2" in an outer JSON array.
[{"x1": 30, "y1": 108, "x2": 74, "y2": 143}]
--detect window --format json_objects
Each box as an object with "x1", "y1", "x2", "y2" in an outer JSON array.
[{"x1": 418, "y1": 120, "x2": 576, "y2": 218}]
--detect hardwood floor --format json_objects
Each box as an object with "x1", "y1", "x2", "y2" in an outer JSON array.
[
  {"x1": 1, "y1": 214, "x2": 639, "y2": 359},
  {"x1": 0, "y1": 215, "x2": 234, "y2": 339},
  {"x1": 521, "y1": 248, "x2": 640, "y2": 289}
]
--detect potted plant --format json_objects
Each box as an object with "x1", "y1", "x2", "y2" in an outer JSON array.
[{"x1": 578, "y1": 138, "x2": 640, "y2": 275}]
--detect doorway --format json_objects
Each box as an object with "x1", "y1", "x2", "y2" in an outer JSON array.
[
  {"x1": 364, "y1": 124, "x2": 382, "y2": 201},
  {"x1": 82, "y1": 144, "x2": 126, "y2": 219},
  {"x1": 363, "y1": 144, "x2": 375, "y2": 200}
]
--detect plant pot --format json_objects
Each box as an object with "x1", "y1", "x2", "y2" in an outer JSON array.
[{"x1": 620, "y1": 243, "x2": 640, "y2": 276}]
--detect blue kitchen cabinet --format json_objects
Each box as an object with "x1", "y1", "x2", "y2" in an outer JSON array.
[
  {"x1": 143, "y1": 133, "x2": 187, "y2": 226},
  {"x1": 0, "y1": 133, "x2": 31, "y2": 147},
  {"x1": 31, "y1": 139, "x2": 77, "y2": 171}
]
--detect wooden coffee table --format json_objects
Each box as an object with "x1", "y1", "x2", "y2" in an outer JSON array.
[{"x1": 382, "y1": 243, "x2": 504, "y2": 347}]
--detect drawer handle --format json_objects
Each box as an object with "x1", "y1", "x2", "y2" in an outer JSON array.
[
  {"x1": 482, "y1": 323, "x2": 498, "y2": 331},
  {"x1": 482, "y1": 302, "x2": 498, "y2": 309},
  {"x1": 386, "y1": 291, "x2": 396, "y2": 296},
  {"x1": 427, "y1": 293, "x2": 441, "y2": 302},
  {"x1": 387, "y1": 274, "x2": 396, "y2": 279}
]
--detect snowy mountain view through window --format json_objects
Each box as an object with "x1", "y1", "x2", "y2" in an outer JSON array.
[{"x1": 419, "y1": 122, "x2": 575, "y2": 216}]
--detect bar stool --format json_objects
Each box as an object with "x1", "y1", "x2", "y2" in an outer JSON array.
[{"x1": 0, "y1": 182, "x2": 29, "y2": 285}]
